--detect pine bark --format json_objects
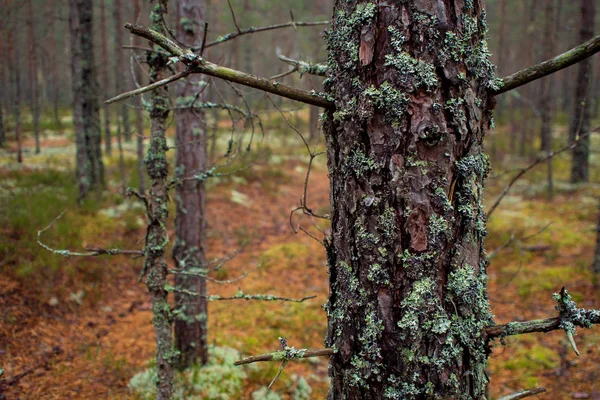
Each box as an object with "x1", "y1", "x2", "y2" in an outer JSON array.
[
  {"x1": 540, "y1": 0, "x2": 555, "y2": 199},
  {"x1": 100, "y1": 0, "x2": 112, "y2": 156},
  {"x1": 69, "y1": 0, "x2": 104, "y2": 200},
  {"x1": 27, "y1": 0, "x2": 40, "y2": 154},
  {"x1": 144, "y1": 2, "x2": 175, "y2": 398},
  {"x1": 323, "y1": 1, "x2": 495, "y2": 398},
  {"x1": 114, "y1": 0, "x2": 132, "y2": 143},
  {"x1": 569, "y1": 0, "x2": 595, "y2": 184},
  {"x1": 173, "y1": 0, "x2": 209, "y2": 370}
]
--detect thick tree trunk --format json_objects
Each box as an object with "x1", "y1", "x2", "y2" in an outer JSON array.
[
  {"x1": 27, "y1": 0, "x2": 40, "y2": 154},
  {"x1": 569, "y1": 0, "x2": 595, "y2": 184},
  {"x1": 593, "y1": 200, "x2": 600, "y2": 280},
  {"x1": 144, "y1": 3, "x2": 174, "y2": 398},
  {"x1": 100, "y1": 0, "x2": 112, "y2": 156},
  {"x1": 173, "y1": 0, "x2": 209, "y2": 370},
  {"x1": 114, "y1": 0, "x2": 132, "y2": 143},
  {"x1": 323, "y1": 1, "x2": 495, "y2": 398},
  {"x1": 540, "y1": 0, "x2": 555, "y2": 200},
  {"x1": 70, "y1": 0, "x2": 104, "y2": 201}
]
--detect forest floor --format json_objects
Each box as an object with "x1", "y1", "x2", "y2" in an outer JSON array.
[{"x1": 1, "y1": 120, "x2": 600, "y2": 399}]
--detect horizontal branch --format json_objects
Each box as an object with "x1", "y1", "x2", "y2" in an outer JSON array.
[
  {"x1": 485, "y1": 288, "x2": 600, "y2": 341},
  {"x1": 124, "y1": 23, "x2": 333, "y2": 108},
  {"x1": 278, "y1": 55, "x2": 328, "y2": 77},
  {"x1": 234, "y1": 347, "x2": 334, "y2": 366},
  {"x1": 204, "y1": 21, "x2": 329, "y2": 49},
  {"x1": 498, "y1": 387, "x2": 546, "y2": 400},
  {"x1": 492, "y1": 34, "x2": 600, "y2": 95},
  {"x1": 38, "y1": 210, "x2": 144, "y2": 257}
]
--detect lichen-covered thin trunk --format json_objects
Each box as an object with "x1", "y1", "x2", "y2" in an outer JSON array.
[
  {"x1": 144, "y1": 3, "x2": 175, "y2": 399},
  {"x1": 173, "y1": 0, "x2": 209, "y2": 370},
  {"x1": 323, "y1": 1, "x2": 496, "y2": 398},
  {"x1": 569, "y1": 0, "x2": 595, "y2": 184}
]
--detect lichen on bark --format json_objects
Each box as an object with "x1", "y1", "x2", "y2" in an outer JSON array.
[{"x1": 323, "y1": 1, "x2": 496, "y2": 398}]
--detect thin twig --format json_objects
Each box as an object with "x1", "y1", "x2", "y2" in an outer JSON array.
[
  {"x1": 105, "y1": 69, "x2": 191, "y2": 104},
  {"x1": 487, "y1": 132, "x2": 591, "y2": 217},
  {"x1": 226, "y1": 0, "x2": 242, "y2": 33},
  {"x1": 203, "y1": 20, "x2": 329, "y2": 49},
  {"x1": 38, "y1": 211, "x2": 144, "y2": 257}
]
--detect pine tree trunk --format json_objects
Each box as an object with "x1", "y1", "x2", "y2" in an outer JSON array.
[
  {"x1": 540, "y1": 0, "x2": 555, "y2": 200},
  {"x1": 569, "y1": 0, "x2": 595, "y2": 184},
  {"x1": 100, "y1": 0, "x2": 112, "y2": 156},
  {"x1": 27, "y1": 0, "x2": 40, "y2": 154},
  {"x1": 48, "y1": 0, "x2": 62, "y2": 130},
  {"x1": 114, "y1": 0, "x2": 132, "y2": 143},
  {"x1": 323, "y1": 2, "x2": 495, "y2": 398},
  {"x1": 173, "y1": 0, "x2": 209, "y2": 370},
  {"x1": 8, "y1": 13, "x2": 23, "y2": 164},
  {"x1": 70, "y1": 0, "x2": 104, "y2": 201}
]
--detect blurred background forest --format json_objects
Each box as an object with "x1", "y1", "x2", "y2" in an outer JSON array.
[{"x1": 0, "y1": 0, "x2": 599, "y2": 399}]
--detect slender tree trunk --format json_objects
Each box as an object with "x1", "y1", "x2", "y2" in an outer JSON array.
[
  {"x1": 569, "y1": 0, "x2": 595, "y2": 184},
  {"x1": 0, "y1": 20, "x2": 6, "y2": 148},
  {"x1": 593, "y1": 200, "x2": 600, "y2": 280},
  {"x1": 27, "y1": 0, "x2": 40, "y2": 154},
  {"x1": 134, "y1": 0, "x2": 146, "y2": 193},
  {"x1": 173, "y1": 0, "x2": 209, "y2": 370},
  {"x1": 540, "y1": 0, "x2": 555, "y2": 200},
  {"x1": 114, "y1": 0, "x2": 132, "y2": 143},
  {"x1": 324, "y1": 2, "x2": 494, "y2": 398},
  {"x1": 70, "y1": 0, "x2": 104, "y2": 201},
  {"x1": 116, "y1": 116, "x2": 127, "y2": 194},
  {"x1": 8, "y1": 17, "x2": 23, "y2": 163},
  {"x1": 48, "y1": 0, "x2": 62, "y2": 130},
  {"x1": 100, "y1": 0, "x2": 112, "y2": 156},
  {"x1": 144, "y1": 2, "x2": 174, "y2": 398}
]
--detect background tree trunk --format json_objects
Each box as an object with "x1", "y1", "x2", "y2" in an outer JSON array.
[
  {"x1": 540, "y1": 0, "x2": 555, "y2": 200},
  {"x1": 27, "y1": 0, "x2": 40, "y2": 154},
  {"x1": 70, "y1": 0, "x2": 104, "y2": 201},
  {"x1": 569, "y1": 0, "x2": 595, "y2": 183},
  {"x1": 8, "y1": 7, "x2": 23, "y2": 164},
  {"x1": 100, "y1": 0, "x2": 112, "y2": 156},
  {"x1": 323, "y1": 1, "x2": 495, "y2": 398},
  {"x1": 173, "y1": 0, "x2": 209, "y2": 370},
  {"x1": 114, "y1": 0, "x2": 132, "y2": 143}
]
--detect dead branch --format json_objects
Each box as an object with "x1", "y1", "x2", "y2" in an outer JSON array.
[
  {"x1": 487, "y1": 132, "x2": 592, "y2": 218},
  {"x1": 492, "y1": 34, "x2": 600, "y2": 95},
  {"x1": 116, "y1": 23, "x2": 332, "y2": 108},
  {"x1": 235, "y1": 347, "x2": 334, "y2": 366},
  {"x1": 38, "y1": 211, "x2": 144, "y2": 257},
  {"x1": 203, "y1": 21, "x2": 329, "y2": 49},
  {"x1": 498, "y1": 387, "x2": 546, "y2": 400},
  {"x1": 106, "y1": 69, "x2": 191, "y2": 104}
]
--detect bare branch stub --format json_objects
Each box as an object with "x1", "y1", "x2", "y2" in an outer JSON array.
[
  {"x1": 497, "y1": 387, "x2": 546, "y2": 400},
  {"x1": 492, "y1": 34, "x2": 600, "y2": 95},
  {"x1": 234, "y1": 347, "x2": 334, "y2": 366}
]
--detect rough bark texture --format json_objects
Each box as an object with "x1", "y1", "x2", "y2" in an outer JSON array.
[
  {"x1": 114, "y1": 0, "x2": 132, "y2": 143},
  {"x1": 70, "y1": 0, "x2": 104, "y2": 201},
  {"x1": 173, "y1": 0, "x2": 209, "y2": 370},
  {"x1": 100, "y1": 0, "x2": 112, "y2": 156},
  {"x1": 144, "y1": 3, "x2": 174, "y2": 398},
  {"x1": 539, "y1": 0, "x2": 555, "y2": 199},
  {"x1": 27, "y1": 0, "x2": 40, "y2": 154},
  {"x1": 323, "y1": 1, "x2": 496, "y2": 398},
  {"x1": 569, "y1": 0, "x2": 595, "y2": 184}
]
